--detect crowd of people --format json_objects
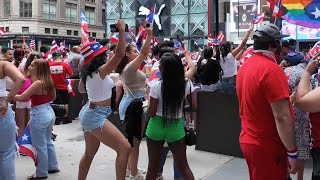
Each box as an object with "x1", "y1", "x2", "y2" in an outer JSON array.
[{"x1": 1, "y1": 19, "x2": 320, "y2": 180}]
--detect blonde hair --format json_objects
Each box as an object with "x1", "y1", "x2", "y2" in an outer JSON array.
[{"x1": 33, "y1": 59, "x2": 55, "y2": 94}]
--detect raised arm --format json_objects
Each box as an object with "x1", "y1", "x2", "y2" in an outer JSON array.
[
  {"x1": 295, "y1": 56, "x2": 320, "y2": 112},
  {"x1": 99, "y1": 20, "x2": 127, "y2": 78},
  {"x1": 231, "y1": 26, "x2": 253, "y2": 58},
  {"x1": 128, "y1": 26, "x2": 153, "y2": 71},
  {"x1": 184, "y1": 50, "x2": 196, "y2": 80}
]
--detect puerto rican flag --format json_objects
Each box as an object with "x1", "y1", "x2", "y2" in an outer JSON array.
[
  {"x1": 148, "y1": 69, "x2": 161, "y2": 87},
  {"x1": 17, "y1": 125, "x2": 37, "y2": 166},
  {"x1": 110, "y1": 29, "x2": 133, "y2": 44},
  {"x1": 80, "y1": 11, "x2": 90, "y2": 44},
  {"x1": 309, "y1": 41, "x2": 320, "y2": 57},
  {"x1": 50, "y1": 39, "x2": 59, "y2": 53},
  {"x1": 146, "y1": 4, "x2": 156, "y2": 25},
  {"x1": 207, "y1": 35, "x2": 215, "y2": 46},
  {"x1": 267, "y1": 0, "x2": 283, "y2": 17},
  {"x1": 80, "y1": 42, "x2": 104, "y2": 64},
  {"x1": 252, "y1": 11, "x2": 265, "y2": 24},
  {"x1": 0, "y1": 27, "x2": 6, "y2": 37},
  {"x1": 215, "y1": 32, "x2": 225, "y2": 44},
  {"x1": 59, "y1": 41, "x2": 66, "y2": 52},
  {"x1": 67, "y1": 79, "x2": 75, "y2": 96},
  {"x1": 29, "y1": 39, "x2": 36, "y2": 52}
]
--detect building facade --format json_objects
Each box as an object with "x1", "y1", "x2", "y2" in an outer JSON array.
[{"x1": 0, "y1": 0, "x2": 106, "y2": 50}]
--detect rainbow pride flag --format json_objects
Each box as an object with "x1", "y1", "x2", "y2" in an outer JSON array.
[{"x1": 282, "y1": 0, "x2": 320, "y2": 28}]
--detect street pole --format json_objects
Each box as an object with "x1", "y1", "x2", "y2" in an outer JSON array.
[{"x1": 119, "y1": 0, "x2": 122, "y2": 19}]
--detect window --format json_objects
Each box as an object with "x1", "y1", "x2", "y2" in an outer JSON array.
[
  {"x1": 92, "y1": 32, "x2": 96, "y2": 37},
  {"x1": 4, "y1": 0, "x2": 10, "y2": 18},
  {"x1": 74, "y1": 31, "x2": 78, "y2": 36},
  {"x1": 5, "y1": 27, "x2": 9, "y2": 32},
  {"x1": 20, "y1": 0, "x2": 32, "y2": 17},
  {"x1": 43, "y1": 0, "x2": 56, "y2": 20},
  {"x1": 66, "y1": 3, "x2": 77, "y2": 23},
  {"x1": 45, "y1": 28, "x2": 50, "y2": 34},
  {"x1": 67, "y1": 30, "x2": 72, "y2": 35},
  {"x1": 102, "y1": 9, "x2": 106, "y2": 25},
  {"x1": 85, "y1": 0, "x2": 95, "y2": 3},
  {"x1": 53, "y1": 29, "x2": 58, "y2": 34},
  {"x1": 103, "y1": 33, "x2": 106, "y2": 38},
  {"x1": 85, "y1": 6, "x2": 96, "y2": 25},
  {"x1": 22, "y1": 27, "x2": 29, "y2": 33}
]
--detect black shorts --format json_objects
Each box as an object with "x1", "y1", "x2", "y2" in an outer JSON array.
[{"x1": 53, "y1": 90, "x2": 70, "y2": 105}]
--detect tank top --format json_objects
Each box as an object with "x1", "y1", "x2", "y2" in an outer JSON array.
[
  {"x1": 18, "y1": 78, "x2": 32, "y2": 102},
  {"x1": 0, "y1": 78, "x2": 7, "y2": 97},
  {"x1": 30, "y1": 83, "x2": 52, "y2": 107},
  {"x1": 86, "y1": 72, "x2": 114, "y2": 102}
]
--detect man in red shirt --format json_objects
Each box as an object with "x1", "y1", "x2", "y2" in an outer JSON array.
[
  {"x1": 49, "y1": 51, "x2": 73, "y2": 125},
  {"x1": 236, "y1": 23, "x2": 298, "y2": 180}
]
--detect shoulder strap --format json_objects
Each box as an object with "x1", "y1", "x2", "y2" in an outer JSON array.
[{"x1": 122, "y1": 80, "x2": 136, "y2": 99}]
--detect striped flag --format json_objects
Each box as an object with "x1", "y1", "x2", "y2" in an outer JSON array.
[
  {"x1": 267, "y1": 0, "x2": 283, "y2": 17},
  {"x1": 59, "y1": 41, "x2": 66, "y2": 52},
  {"x1": 17, "y1": 125, "x2": 38, "y2": 166},
  {"x1": 29, "y1": 39, "x2": 36, "y2": 52},
  {"x1": 50, "y1": 39, "x2": 59, "y2": 53},
  {"x1": 252, "y1": 11, "x2": 265, "y2": 24},
  {"x1": 146, "y1": 4, "x2": 156, "y2": 25},
  {"x1": 67, "y1": 79, "x2": 75, "y2": 96},
  {"x1": 80, "y1": 11, "x2": 89, "y2": 44},
  {"x1": 0, "y1": 27, "x2": 6, "y2": 37},
  {"x1": 215, "y1": 32, "x2": 225, "y2": 43}
]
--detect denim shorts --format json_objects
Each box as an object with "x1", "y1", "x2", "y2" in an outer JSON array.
[
  {"x1": 79, "y1": 102, "x2": 112, "y2": 132},
  {"x1": 220, "y1": 76, "x2": 236, "y2": 95},
  {"x1": 119, "y1": 91, "x2": 146, "y2": 121}
]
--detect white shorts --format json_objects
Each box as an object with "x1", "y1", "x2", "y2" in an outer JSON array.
[{"x1": 16, "y1": 101, "x2": 31, "y2": 109}]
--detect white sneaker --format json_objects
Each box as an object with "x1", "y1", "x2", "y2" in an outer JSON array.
[
  {"x1": 126, "y1": 168, "x2": 146, "y2": 177},
  {"x1": 129, "y1": 171, "x2": 145, "y2": 180}
]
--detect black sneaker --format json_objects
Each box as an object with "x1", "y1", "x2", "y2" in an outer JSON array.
[{"x1": 54, "y1": 118, "x2": 61, "y2": 125}]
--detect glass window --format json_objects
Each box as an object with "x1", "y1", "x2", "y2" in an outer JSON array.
[
  {"x1": 102, "y1": 9, "x2": 106, "y2": 25},
  {"x1": 43, "y1": 0, "x2": 56, "y2": 20},
  {"x1": 74, "y1": 31, "x2": 78, "y2": 36},
  {"x1": 4, "y1": 0, "x2": 10, "y2": 18},
  {"x1": 22, "y1": 27, "x2": 29, "y2": 33},
  {"x1": 92, "y1": 32, "x2": 96, "y2": 37},
  {"x1": 45, "y1": 28, "x2": 50, "y2": 34},
  {"x1": 85, "y1": 6, "x2": 96, "y2": 25},
  {"x1": 20, "y1": 0, "x2": 32, "y2": 17},
  {"x1": 5, "y1": 27, "x2": 9, "y2": 32},
  {"x1": 66, "y1": 3, "x2": 77, "y2": 23},
  {"x1": 53, "y1": 29, "x2": 58, "y2": 34},
  {"x1": 67, "y1": 30, "x2": 72, "y2": 35}
]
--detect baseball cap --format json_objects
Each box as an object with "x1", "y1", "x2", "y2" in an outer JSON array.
[
  {"x1": 80, "y1": 42, "x2": 108, "y2": 65},
  {"x1": 52, "y1": 51, "x2": 62, "y2": 58}
]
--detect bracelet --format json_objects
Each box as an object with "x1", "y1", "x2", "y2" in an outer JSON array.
[{"x1": 287, "y1": 149, "x2": 298, "y2": 159}]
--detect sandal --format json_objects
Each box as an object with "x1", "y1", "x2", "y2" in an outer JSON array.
[
  {"x1": 48, "y1": 169, "x2": 60, "y2": 174},
  {"x1": 27, "y1": 174, "x2": 48, "y2": 180}
]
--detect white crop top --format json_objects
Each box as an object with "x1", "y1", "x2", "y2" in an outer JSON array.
[
  {"x1": 86, "y1": 72, "x2": 114, "y2": 102},
  {"x1": 220, "y1": 53, "x2": 237, "y2": 78},
  {"x1": 0, "y1": 78, "x2": 7, "y2": 97}
]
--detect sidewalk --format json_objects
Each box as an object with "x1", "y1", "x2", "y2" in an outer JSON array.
[{"x1": 16, "y1": 120, "x2": 312, "y2": 180}]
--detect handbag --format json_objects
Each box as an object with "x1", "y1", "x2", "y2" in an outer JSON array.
[{"x1": 184, "y1": 80, "x2": 197, "y2": 146}]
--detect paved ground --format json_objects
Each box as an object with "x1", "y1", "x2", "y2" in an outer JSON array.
[{"x1": 16, "y1": 120, "x2": 313, "y2": 180}]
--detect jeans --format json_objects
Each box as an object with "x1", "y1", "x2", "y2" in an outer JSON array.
[
  {"x1": 30, "y1": 103, "x2": 58, "y2": 177},
  {"x1": 119, "y1": 91, "x2": 146, "y2": 121},
  {"x1": 312, "y1": 148, "x2": 320, "y2": 180},
  {"x1": 0, "y1": 105, "x2": 16, "y2": 180},
  {"x1": 219, "y1": 77, "x2": 236, "y2": 95},
  {"x1": 158, "y1": 146, "x2": 183, "y2": 180}
]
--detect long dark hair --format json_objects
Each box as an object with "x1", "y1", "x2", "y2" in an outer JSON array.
[
  {"x1": 24, "y1": 52, "x2": 41, "y2": 76},
  {"x1": 219, "y1": 42, "x2": 232, "y2": 62},
  {"x1": 33, "y1": 59, "x2": 55, "y2": 95},
  {"x1": 160, "y1": 53, "x2": 186, "y2": 125},
  {"x1": 115, "y1": 44, "x2": 135, "y2": 74},
  {"x1": 14, "y1": 48, "x2": 24, "y2": 68},
  {"x1": 80, "y1": 53, "x2": 106, "y2": 87}
]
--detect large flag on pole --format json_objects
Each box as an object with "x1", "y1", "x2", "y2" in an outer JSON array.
[{"x1": 80, "y1": 11, "x2": 89, "y2": 44}]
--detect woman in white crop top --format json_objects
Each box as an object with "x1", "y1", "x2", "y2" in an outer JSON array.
[
  {"x1": 218, "y1": 26, "x2": 253, "y2": 95},
  {"x1": 78, "y1": 20, "x2": 131, "y2": 180},
  {"x1": 0, "y1": 61, "x2": 25, "y2": 180}
]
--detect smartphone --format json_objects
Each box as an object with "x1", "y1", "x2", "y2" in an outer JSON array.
[{"x1": 110, "y1": 24, "x2": 129, "y2": 33}]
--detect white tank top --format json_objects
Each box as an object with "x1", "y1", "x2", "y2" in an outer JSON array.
[
  {"x1": 0, "y1": 78, "x2": 7, "y2": 97},
  {"x1": 86, "y1": 72, "x2": 114, "y2": 102}
]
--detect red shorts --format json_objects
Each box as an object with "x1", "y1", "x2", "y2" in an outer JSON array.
[{"x1": 240, "y1": 143, "x2": 287, "y2": 180}]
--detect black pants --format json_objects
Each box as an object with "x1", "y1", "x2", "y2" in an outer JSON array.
[{"x1": 312, "y1": 148, "x2": 320, "y2": 180}]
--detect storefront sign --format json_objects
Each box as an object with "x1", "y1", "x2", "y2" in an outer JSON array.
[
  {"x1": 230, "y1": 0, "x2": 258, "y2": 32},
  {"x1": 139, "y1": 4, "x2": 166, "y2": 30}
]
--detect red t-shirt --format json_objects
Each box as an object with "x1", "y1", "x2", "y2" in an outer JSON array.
[
  {"x1": 49, "y1": 62, "x2": 73, "y2": 90},
  {"x1": 309, "y1": 113, "x2": 320, "y2": 148},
  {"x1": 236, "y1": 53, "x2": 294, "y2": 152}
]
